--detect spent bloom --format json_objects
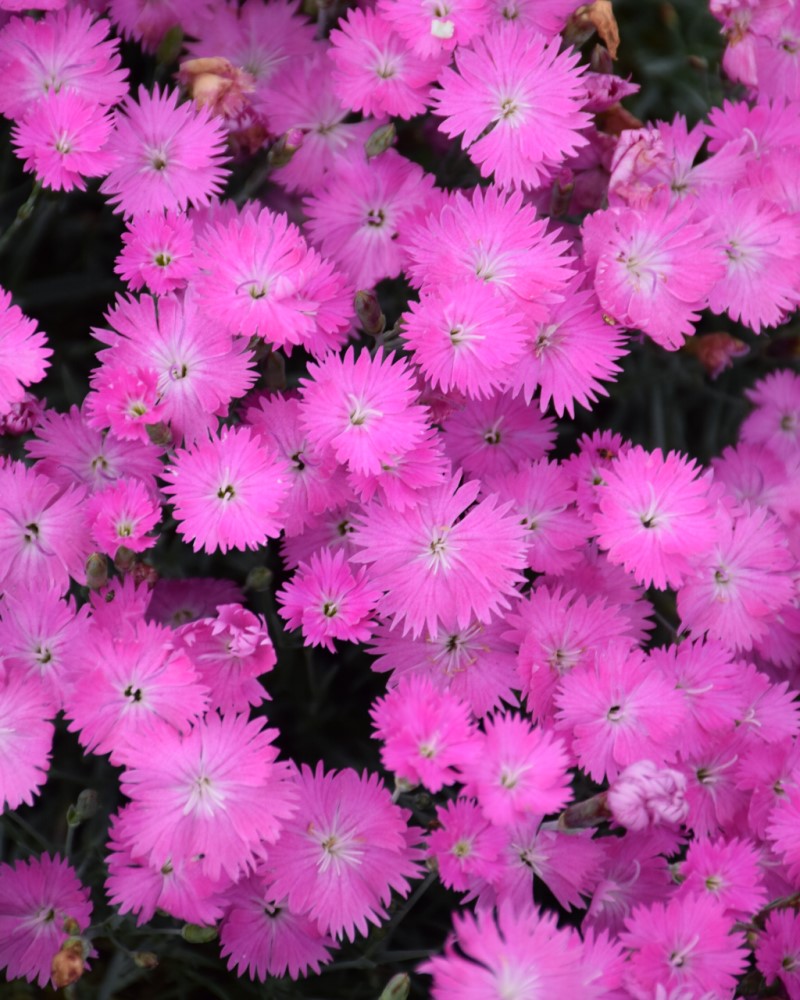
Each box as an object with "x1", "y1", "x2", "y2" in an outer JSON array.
[{"x1": 607, "y1": 760, "x2": 689, "y2": 831}]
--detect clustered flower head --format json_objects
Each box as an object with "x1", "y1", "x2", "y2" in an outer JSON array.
[{"x1": 1, "y1": 0, "x2": 800, "y2": 993}]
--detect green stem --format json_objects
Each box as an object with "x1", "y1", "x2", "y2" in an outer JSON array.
[
  {"x1": 0, "y1": 180, "x2": 42, "y2": 256},
  {"x1": 362, "y1": 872, "x2": 437, "y2": 961}
]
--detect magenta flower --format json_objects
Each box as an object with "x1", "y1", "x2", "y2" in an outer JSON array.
[
  {"x1": 582, "y1": 196, "x2": 724, "y2": 350},
  {"x1": 298, "y1": 347, "x2": 430, "y2": 477},
  {"x1": 421, "y1": 903, "x2": 586, "y2": 998},
  {"x1": 756, "y1": 908, "x2": 800, "y2": 1000},
  {"x1": 277, "y1": 547, "x2": 379, "y2": 652},
  {"x1": 352, "y1": 474, "x2": 526, "y2": 637},
  {"x1": 115, "y1": 211, "x2": 197, "y2": 295},
  {"x1": 0, "y1": 287, "x2": 51, "y2": 416},
  {"x1": 119, "y1": 713, "x2": 297, "y2": 880},
  {"x1": 220, "y1": 874, "x2": 336, "y2": 981},
  {"x1": 433, "y1": 24, "x2": 590, "y2": 189},
  {"x1": 677, "y1": 836, "x2": 767, "y2": 919},
  {"x1": 266, "y1": 765, "x2": 423, "y2": 942},
  {"x1": 620, "y1": 893, "x2": 748, "y2": 998},
  {"x1": 328, "y1": 8, "x2": 442, "y2": 119},
  {"x1": 162, "y1": 425, "x2": 290, "y2": 554},
  {"x1": 592, "y1": 445, "x2": 717, "y2": 590},
  {"x1": 427, "y1": 798, "x2": 506, "y2": 892},
  {"x1": 100, "y1": 86, "x2": 230, "y2": 217},
  {"x1": 0, "y1": 673, "x2": 54, "y2": 811},
  {"x1": 86, "y1": 477, "x2": 161, "y2": 556},
  {"x1": 0, "y1": 854, "x2": 92, "y2": 989},
  {"x1": 378, "y1": 0, "x2": 487, "y2": 56},
  {"x1": 741, "y1": 370, "x2": 800, "y2": 461}
]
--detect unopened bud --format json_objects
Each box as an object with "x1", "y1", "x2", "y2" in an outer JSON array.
[
  {"x1": 268, "y1": 128, "x2": 304, "y2": 168},
  {"x1": 133, "y1": 951, "x2": 160, "y2": 970},
  {"x1": 157, "y1": 25, "x2": 184, "y2": 67},
  {"x1": 365, "y1": 122, "x2": 396, "y2": 158},
  {"x1": 146, "y1": 421, "x2": 172, "y2": 447},
  {"x1": 265, "y1": 350, "x2": 287, "y2": 390},
  {"x1": 67, "y1": 790, "x2": 98, "y2": 828},
  {"x1": 51, "y1": 939, "x2": 85, "y2": 989},
  {"x1": 683, "y1": 332, "x2": 749, "y2": 380},
  {"x1": 355, "y1": 289, "x2": 386, "y2": 335},
  {"x1": 181, "y1": 923, "x2": 218, "y2": 944},
  {"x1": 245, "y1": 566, "x2": 273, "y2": 592},
  {"x1": 179, "y1": 57, "x2": 256, "y2": 119},
  {"x1": 85, "y1": 553, "x2": 108, "y2": 591},
  {"x1": 607, "y1": 760, "x2": 688, "y2": 831},
  {"x1": 132, "y1": 562, "x2": 159, "y2": 588},
  {"x1": 379, "y1": 973, "x2": 410, "y2": 1000},
  {"x1": 114, "y1": 545, "x2": 137, "y2": 574},
  {"x1": 558, "y1": 791, "x2": 611, "y2": 830}
]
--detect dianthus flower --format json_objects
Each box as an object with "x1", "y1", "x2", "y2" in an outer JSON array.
[
  {"x1": 421, "y1": 903, "x2": 586, "y2": 998},
  {"x1": 379, "y1": 0, "x2": 487, "y2": 56},
  {"x1": 462, "y1": 712, "x2": 572, "y2": 825},
  {"x1": 328, "y1": 8, "x2": 443, "y2": 119},
  {"x1": 592, "y1": 445, "x2": 717, "y2": 590},
  {"x1": 175, "y1": 604, "x2": 275, "y2": 714},
  {"x1": 304, "y1": 150, "x2": 437, "y2": 289},
  {"x1": 115, "y1": 211, "x2": 197, "y2": 294},
  {"x1": 433, "y1": 24, "x2": 589, "y2": 189},
  {"x1": 582, "y1": 195, "x2": 724, "y2": 350},
  {"x1": 119, "y1": 714, "x2": 296, "y2": 880},
  {"x1": 0, "y1": 854, "x2": 92, "y2": 989},
  {"x1": 220, "y1": 873, "x2": 336, "y2": 981},
  {"x1": 0, "y1": 673, "x2": 54, "y2": 811},
  {"x1": 427, "y1": 798, "x2": 507, "y2": 892},
  {"x1": 402, "y1": 279, "x2": 527, "y2": 399},
  {"x1": 100, "y1": 86, "x2": 230, "y2": 218},
  {"x1": 0, "y1": 8, "x2": 128, "y2": 120},
  {"x1": 677, "y1": 837, "x2": 767, "y2": 919},
  {"x1": 147, "y1": 577, "x2": 243, "y2": 628},
  {"x1": 162, "y1": 425, "x2": 290, "y2": 554},
  {"x1": 12, "y1": 91, "x2": 116, "y2": 192},
  {"x1": 370, "y1": 675, "x2": 478, "y2": 792},
  {"x1": 607, "y1": 760, "x2": 689, "y2": 832},
  {"x1": 352, "y1": 474, "x2": 526, "y2": 637},
  {"x1": 277, "y1": 547, "x2": 379, "y2": 652},
  {"x1": 86, "y1": 477, "x2": 161, "y2": 556},
  {"x1": 265, "y1": 765, "x2": 423, "y2": 942},
  {"x1": 620, "y1": 894, "x2": 748, "y2": 999},
  {"x1": 93, "y1": 291, "x2": 257, "y2": 445},
  {"x1": 756, "y1": 908, "x2": 800, "y2": 1000},
  {"x1": 0, "y1": 287, "x2": 51, "y2": 415},
  {"x1": 65, "y1": 620, "x2": 208, "y2": 762},
  {"x1": 298, "y1": 347, "x2": 429, "y2": 477},
  {"x1": 740, "y1": 370, "x2": 800, "y2": 461}
]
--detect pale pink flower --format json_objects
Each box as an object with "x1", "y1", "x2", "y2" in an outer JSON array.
[
  {"x1": 115, "y1": 211, "x2": 197, "y2": 294},
  {"x1": 265, "y1": 764, "x2": 423, "y2": 942},
  {"x1": 592, "y1": 445, "x2": 717, "y2": 590},
  {"x1": 328, "y1": 8, "x2": 443, "y2": 119},
  {"x1": 119, "y1": 713, "x2": 297, "y2": 880},
  {"x1": 0, "y1": 287, "x2": 51, "y2": 415},
  {"x1": 433, "y1": 24, "x2": 590, "y2": 189},
  {"x1": 607, "y1": 760, "x2": 689, "y2": 831},
  {"x1": 100, "y1": 86, "x2": 230, "y2": 218},
  {"x1": 0, "y1": 854, "x2": 92, "y2": 989},
  {"x1": 351, "y1": 474, "x2": 526, "y2": 637},
  {"x1": 162, "y1": 425, "x2": 290, "y2": 555}
]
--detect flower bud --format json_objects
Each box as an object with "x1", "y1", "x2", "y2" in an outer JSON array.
[
  {"x1": 379, "y1": 973, "x2": 410, "y2": 1000},
  {"x1": 268, "y1": 128, "x2": 304, "y2": 168},
  {"x1": 146, "y1": 421, "x2": 173, "y2": 447},
  {"x1": 51, "y1": 939, "x2": 86, "y2": 989},
  {"x1": 85, "y1": 552, "x2": 108, "y2": 591},
  {"x1": 179, "y1": 57, "x2": 256, "y2": 119},
  {"x1": 67, "y1": 789, "x2": 98, "y2": 828},
  {"x1": 365, "y1": 122, "x2": 397, "y2": 158},
  {"x1": 181, "y1": 923, "x2": 218, "y2": 944},
  {"x1": 245, "y1": 566, "x2": 273, "y2": 591},
  {"x1": 133, "y1": 951, "x2": 160, "y2": 970},
  {"x1": 355, "y1": 289, "x2": 386, "y2": 336},
  {"x1": 114, "y1": 545, "x2": 137, "y2": 574},
  {"x1": 607, "y1": 760, "x2": 688, "y2": 831},
  {"x1": 683, "y1": 332, "x2": 749, "y2": 380}
]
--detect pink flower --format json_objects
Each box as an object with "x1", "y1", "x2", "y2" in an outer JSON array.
[
  {"x1": 592, "y1": 445, "x2": 717, "y2": 590},
  {"x1": 100, "y1": 86, "x2": 230, "y2": 218},
  {"x1": 277, "y1": 547, "x2": 379, "y2": 652},
  {"x1": 506, "y1": 279, "x2": 627, "y2": 418},
  {"x1": 265, "y1": 764, "x2": 423, "y2": 942},
  {"x1": 298, "y1": 347, "x2": 430, "y2": 477},
  {"x1": 620, "y1": 894, "x2": 748, "y2": 999},
  {"x1": 328, "y1": 8, "x2": 442, "y2": 119},
  {"x1": 555, "y1": 641, "x2": 685, "y2": 782},
  {"x1": 93, "y1": 291, "x2": 257, "y2": 446},
  {"x1": 352, "y1": 474, "x2": 526, "y2": 637},
  {"x1": 162, "y1": 425, "x2": 290, "y2": 554},
  {"x1": 115, "y1": 211, "x2": 197, "y2": 294},
  {"x1": 147, "y1": 577, "x2": 243, "y2": 628},
  {"x1": 421, "y1": 903, "x2": 586, "y2": 998},
  {"x1": 462, "y1": 712, "x2": 572, "y2": 825},
  {"x1": 0, "y1": 461, "x2": 88, "y2": 594},
  {"x1": 0, "y1": 8, "x2": 128, "y2": 120},
  {"x1": 741, "y1": 370, "x2": 800, "y2": 461},
  {"x1": 426, "y1": 798, "x2": 506, "y2": 891},
  {"x1": 370, "y1": 675, "x2": 478, "y2": 792},
  {"x1": 378, "y1": 0, "x2": 487, "y2": 56},
  {"x1": 84, "y1": 365, "x2": 164, "y2": 444},
  {"x1": 119, "y1": 713, "x2": 296, "y2": 880},
  {"x1": 220, "y1": 873, "x2": 336, "y2": 981},
  {"x1": 12, "y1": 90, "x2": 115, "y2": 192},
  {"x1": 175, "y1": 604, "x2": 275, "y2": 714},
  {"x1": 86, "y1": 477, "x2": 161, "y2": 556},
  {"x1": 582, "y1": 196, "x2": 725, "y2": 350},
  {"x1": 756, "y1": 908, "x2": 800, "y2": 1000},
  {"x1": 304, "y1": 149, "x2": 436, "y2": 289},
  {"x1": 402, "y1": 279, "x2": 527, "y2": 399},
  {"x1": 64, "y1": 620, "x2": 208, "y2": 762},
  {"x1": 433, "y1": 24, "x2": 590, "y2": 189},
  {"x1": 607, "y1": 760, "x2": 689, "y2": 831},
  {"x1": 677, "y1": 837, "x2": 767, "y2": 919},
  {"x1": 0, "y1": 287, "x2": 51, "y2": 415},
  {"x1": 678, "y1": 505, "x2": 794, "y2": 652},
  {"x1": 0, "y1": 673, "x2": 54, "y2": 811},
  {"x1": 0, "y1": 854, "x2": 92, "y2": 989}
]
